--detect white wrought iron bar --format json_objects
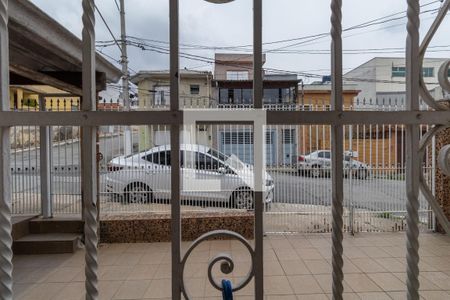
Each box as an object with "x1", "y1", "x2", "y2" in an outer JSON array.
[
  {"x1": 82, "y1": 0, "x2": 99, "y2": 299},
  {"x1": 169, "y1": 0, "x2": 181, "y2": 299},
  {"x1": 0, "y1": 0, "x2": 13, "y2": 298},
  {"x1": 405, "y1": 0, "x2": 421, "y2": 299},
  {"x1": 39, "y1": 95, "x2": 52, "y2": 218},
  {"x1": 253, "y1": 0, "x2": 264, "y2": 298}
]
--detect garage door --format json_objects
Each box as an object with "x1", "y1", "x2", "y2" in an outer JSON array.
[{"x1": 219, "y1": 129, "x2": 276, "y2": 165}]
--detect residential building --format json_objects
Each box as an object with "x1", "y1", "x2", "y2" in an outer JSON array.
[
  {"x1": 131, "y1": 70, "x2": 213, "y2": 148},
  {"x1": 10, "y1": 85, "x2": 80, "y2": 111},
  {"x1": 213, "y1": 53, "x2": 300, "y2": 165},
  {"x1": 214, "y1": 53, "x2": 266, "y2": 81},
  {"x1": 300, "y1": 81, "x2": 360, "y2": 107},
  {"x1": 297, "y1": 82, "x2": 361, "y2": 156},
  {"x1": 344, "y1": 57, "x2": 450, "y2": 107}
]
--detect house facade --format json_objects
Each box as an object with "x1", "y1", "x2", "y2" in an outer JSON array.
[
  {"x1": 131, "y1": 70, "x2": 214, "y2": 149},
  {"x1": 344, "y1": 57, "x2": 450, "y2": 108},
  {"x1": 213, "y1": 53, "x2": 300, "y2": 166},
  {"x1": 10, "y1": 85, "x2": 80, "y2": 111}
]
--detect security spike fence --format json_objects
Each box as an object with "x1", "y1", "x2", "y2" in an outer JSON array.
[{"x1": 11, "y1": 97, "x2": 435, "y2": 233}]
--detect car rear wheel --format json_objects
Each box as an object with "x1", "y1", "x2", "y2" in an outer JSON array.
[
  {"x1": 231, "y1": 189, "x2": 254, "y2": 210},
  {"x1": 125, "y1": 182, "x2": 152, "y2": 204}
]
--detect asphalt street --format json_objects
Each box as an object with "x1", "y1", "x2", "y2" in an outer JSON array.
[
  {"x1": 10, "y1": 134, "x2": 429, "y2": 213},
  {"x1": 12, "y1": 170, "x2": 426, "y2": 213}
]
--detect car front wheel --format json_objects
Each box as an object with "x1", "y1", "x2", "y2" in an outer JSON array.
[
  {"x1": 231, "y1": 190, "x2": 254, "y2": 210},
  {"x1": 125, "y1": 182, "x2": 152, "y2": 204}
]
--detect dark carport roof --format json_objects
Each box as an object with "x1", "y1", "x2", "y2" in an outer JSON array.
[{"x1": 8, "y1": 0, "x2": 122, "y2": 95}]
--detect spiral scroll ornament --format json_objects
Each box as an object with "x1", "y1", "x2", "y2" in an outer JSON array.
[
  {"x1": 180, "y1": 230, "x2": 255, "y2": 300},
  {"x1": 419, "y1": 125, "x2": 450, "y2": 236},
  {"x1": 418, "y1": 0, "x2": 450, "y2": 110}
]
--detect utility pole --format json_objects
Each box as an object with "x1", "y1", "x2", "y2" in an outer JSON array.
[{"x1": 120, "y1": 0, "x2": 132, "y2": 155}]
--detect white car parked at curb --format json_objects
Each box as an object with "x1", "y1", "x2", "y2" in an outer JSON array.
[
  {"x1": 105, "y1": 144, "x2": 274, "y2": 209},
  {"x1": 297, "y1": 150, "x2": 370, "y2": 179}
]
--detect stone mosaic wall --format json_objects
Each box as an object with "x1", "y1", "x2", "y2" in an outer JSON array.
[
  {"x1": 100, "y1": 212, "x2": 254, "y2": 243},
  {"x1": 435, "y1": 126, "x2": 450, "y2": 233}
]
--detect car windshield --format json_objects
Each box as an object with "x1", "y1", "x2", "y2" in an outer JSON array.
[
  {"x1": 225, "y1": 154, "x2": 245, "y2": 171},
  {"x1": 207, "y1": 148, "x2": 229, "y2": 162}
]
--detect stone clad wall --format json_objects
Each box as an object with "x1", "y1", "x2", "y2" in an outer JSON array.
[
  {"x1": 100, "y1": 212, "x2": 254, "y2": 243},
  {"x1": 435, "y1": 127, "x2": 450, "y2": 233}
]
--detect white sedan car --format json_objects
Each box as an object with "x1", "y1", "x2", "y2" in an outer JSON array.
[
  {"x1": 297, "y1": 150, "x2": 370, "y2": 179},
  {"x1": 104, "y1": 144, "x2": 274, "y2": 209}
]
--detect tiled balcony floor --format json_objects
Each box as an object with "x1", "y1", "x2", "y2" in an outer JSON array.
[{"x1": 13, "y1": 232, "x2": 450, "y2": 300}]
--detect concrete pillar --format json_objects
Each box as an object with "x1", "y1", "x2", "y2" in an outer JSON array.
[{"x1": 39, "y1": 95, "x2": 52, "y2": 218}]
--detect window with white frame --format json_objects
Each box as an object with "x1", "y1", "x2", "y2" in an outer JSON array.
[
  {"x1": 190, "y1": 84, "x2": 200, "y2": 95},
  {"x1": 226, "y1": 71, "x2": 249, "y2": 80},
  {"x1": 392, "y1": 66, "x2": 406, "y2": 77},
  {"x1": 154, "y1": 86, "x2": 170, "y2": 106},
  {"x1": 422, "y1": 67, "x2": 434, "y2": 77}
]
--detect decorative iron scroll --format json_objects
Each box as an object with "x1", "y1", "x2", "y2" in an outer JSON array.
[
  {"x1": 180, "y1": 230, "x2": 255, "y2": 300},
  {"x1": 419, "y1": 125, "x2": 450, "y2": 235},
  {"x1": 418, "y1": 0, "x2": 450, "y2": 110},
  {"x1": 417, "y1": 0, "x2": 450, "y2": 236}
]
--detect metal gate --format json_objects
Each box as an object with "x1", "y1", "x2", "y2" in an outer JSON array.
[{"x1": 2, "y1": 1, "x2": 450, "y2": 300}]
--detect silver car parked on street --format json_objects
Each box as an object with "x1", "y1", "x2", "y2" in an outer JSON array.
[
  {"x1": 105, "y1": 144, "x2": 274, "y2": 209},
  {"x1": 297, "y1": 150, "x2": 370, "y2": 179}
]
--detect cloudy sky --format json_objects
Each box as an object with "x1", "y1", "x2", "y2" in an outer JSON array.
[{"x1": 30, "y1": 0, "x2": 449, "y2": 83}]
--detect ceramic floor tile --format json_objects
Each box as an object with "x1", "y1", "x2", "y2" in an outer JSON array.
[
  {"x1": 359, "y1": 247, "x2": 391, "y2": 258},
  {"x1": 287, "y1": 274, "x2": 323, "y2": 295},
  {"x1": 366, "y1": 273, "x2": 406, "y2": 292},
  {"x1": 112, "y1": 280, "x2": 151, "y2": 299},
  {"x1": 420, "y1": 271, "x2": 450, "y2": 290},
  {"x1": 264, "y1": 276, "x2": 294, "y2": 295},
  {"x1": 373, "y1": 258, "x2": 405, "y2": 273},
  {"x1": 313, "y1": 274, "x2": 353, "y2": 294},
  {"x1": 18, "y1": 282, "x2": 67, "y2": 300},
  {"x1": 127, "y1": 264, "x2": 159, "y2": 280},
  {"x1": 280, "y1": 259, "x2": 311, "y2": 275},
  {"x1": 264, "y1": 259, "x2": 285, "y2": 276},
  {"x1": 357, "y1": 292, "x2": 391, "y2": 300},
  {"x1": 304, "y1": 259, "x2": 332, "y2": 274},
  {"x1": 296, "y1": 294, "x2": 329, "y2": 300},
  {"x1": 344, "y1": 274, "x2": 382, "y2": 293},
  {"x1": 11, "y1": 233, "x2": 450, "y2": 300},
  {"x1": 45, "y1": 267, "x2": 83, "y2": 283},
  {"x1": 420, "y1": 290, "x2": 450, "y2": 300},
  {"x1": 351, "y1": 258, "x2": 387, "y2": 273},
  {"x1": 143, "y1": 279, "x2": 171, "y2": 299},
  {"x1": 52, "y1": 282, "x2": 85, "y2": 300},
  {"x1": 98, "y1": 280, "x2": 122, "y2": 300}
]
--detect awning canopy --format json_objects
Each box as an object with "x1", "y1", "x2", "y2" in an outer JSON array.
[{"x1": 8, "y1": 0, "x2": 122, "y2": 95}]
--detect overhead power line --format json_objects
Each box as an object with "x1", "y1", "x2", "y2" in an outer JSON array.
[
  {"x1": 94, "y1": 4, "x2": 122, "y2": 53},
  {"x1": 98, "y1": 0, "x2": 441, "y2": 53},
  {"x1": 113, "y1": 0, "x2": 120, "y2": 12}
]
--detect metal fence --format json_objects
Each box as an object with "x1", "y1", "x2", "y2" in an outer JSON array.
[{"x1": 11, "y1": 98, "x2": 436, "y2": 233}]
